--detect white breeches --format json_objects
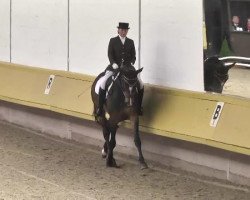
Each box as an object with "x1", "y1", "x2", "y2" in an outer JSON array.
[
  {"x1": 95, "y1": 70, "x2": 144, "y2": 95},
  {"x1": 95, "y1": 71, "x2": 114, "y2": 94}
]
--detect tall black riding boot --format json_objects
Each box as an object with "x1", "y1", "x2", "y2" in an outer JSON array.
[
  {"x1": 138, "y1": 87, "x2": 144, "y2": 115},
  {"x1": 96, "y1": 88, "x2": 106, "y2": 117}
]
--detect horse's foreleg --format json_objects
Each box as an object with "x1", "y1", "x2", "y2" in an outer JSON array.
[
  {"x1": 102, "y1": 126, "x2": 109, "y2": 158},
  {"x1": 132, "y1": 116, "x2": 148, "y2": 169},
  {"x1": 106, "y1": 124, "x2": 118, "y2": 168}
]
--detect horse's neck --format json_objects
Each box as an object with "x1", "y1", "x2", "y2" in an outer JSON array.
[{"x1": 106, "y1": 77, "x2": 123, "y2": 97}]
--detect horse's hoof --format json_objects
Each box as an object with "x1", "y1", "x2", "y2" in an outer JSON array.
[
  {"x1": 101, "y1": 148, "x2": 107, "y2": 158},
  {"x1": 140, "y1": 162, "x2": 148, "y2": 170},
  {"x1": 113, "y1": 164, "x2": 120, "y2": 168},
  {"x1": 106, "y1": 158, "x2": 119, "y2": 168}
]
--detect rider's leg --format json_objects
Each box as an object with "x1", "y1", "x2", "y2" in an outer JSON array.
[
  {"x1": 96, "y1": 70, "x2": 114, "y2": 116},
  {"x1": 137, "y1": 76, "x2": 144, "y2": 115},
  {"x1": 96, "y1": 88, "x2": 106, "y2": 116}
]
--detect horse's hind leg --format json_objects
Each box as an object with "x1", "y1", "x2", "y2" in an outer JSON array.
[
  {"x1": 132, "y1": 116, "x2": 148, "y2": 169},
  {"x1": 102, "y1": 126, "x2": 109, "y2": 158},
  {"x1": 106, "y1": 124, "x2": 119, "y2": 168}
]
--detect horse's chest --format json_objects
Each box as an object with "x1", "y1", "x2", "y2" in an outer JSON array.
[{"x1": 124, "y1": 87, "x2": 134, "y2": 106}]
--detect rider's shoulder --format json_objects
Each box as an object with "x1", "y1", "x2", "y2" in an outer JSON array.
[
  {"x1": 126, "y1": 37, "x2": 134, "y2": 43},
  {"x1": 109, "y1": 36, "x2": 119, "y2": 44},
  {"x1": 110, "y1": 36, "x2": 119, "y2": 41}
]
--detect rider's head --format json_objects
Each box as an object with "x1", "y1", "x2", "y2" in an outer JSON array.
[
  {"x1": 117, "y1": 22, "x2": 129, "y2": 38},
  {"x1": 232, "y1": 16, "x2": 240, "y2": 25}
]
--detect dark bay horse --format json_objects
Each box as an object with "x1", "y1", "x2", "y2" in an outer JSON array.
[{"x1": 91, "y1": 67, "x2": 148, "y2": 169}]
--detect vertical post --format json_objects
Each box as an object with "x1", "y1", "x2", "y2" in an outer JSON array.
[
  {"x1": 10, "y1": 0, "x2": 12, "y2": 63},
  {"x1": 67, "y1": 0, "x2": 70, "y2": 71},
  {"x1": 138, "y1": 0, "x2": 141, "y2": 70}
]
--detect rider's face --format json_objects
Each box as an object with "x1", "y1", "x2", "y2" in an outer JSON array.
[
  {"x1": 232, "y1": 16, "x2": 240, "y2": 24},
  {"x1": 118, "y1": 28, "x2": 128, "y2": 38}
]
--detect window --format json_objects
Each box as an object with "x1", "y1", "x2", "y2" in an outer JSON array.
[{"x1": 229, "y1": 0, "x2": 250, "y2": 32}]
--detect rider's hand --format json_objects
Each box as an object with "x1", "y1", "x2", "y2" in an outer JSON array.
[
  {"x1": 112, "y1": 63, "x2": 119, "y2": 69},
  {"x1": 113, "y1": 68, "x2": 120, "y2": 74}
]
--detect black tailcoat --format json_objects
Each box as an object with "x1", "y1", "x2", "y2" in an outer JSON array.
[{"x1": 108, "y1": 36, "x2": 136, "y2": 66}]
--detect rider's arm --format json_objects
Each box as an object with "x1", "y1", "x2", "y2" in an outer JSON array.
[
  {"x1": 108, "y1": 38, "x2": 116, "y2": 66},
  {"x1": 130, "y1": 40, "x2": 136, "y2": 65}
]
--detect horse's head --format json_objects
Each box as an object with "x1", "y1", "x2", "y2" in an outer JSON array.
[
  {"x1": 204, "y1": 57, "x2": 235, "y2": 93},
  {"x1": 119, "y1": 67, "x2": 143, "y2": 107}
]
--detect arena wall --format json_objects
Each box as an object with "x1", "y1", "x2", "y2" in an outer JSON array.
[
  {"x1": 1, "y1": 61, "x2": 250, "y2": 155},
  {"x1": 0, "y1": 61, "x2": 250, "y2": 186}
]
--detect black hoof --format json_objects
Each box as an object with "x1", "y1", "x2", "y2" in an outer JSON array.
[{"x1": 106, "y1": 158, "x2": 119, "y2": 168}]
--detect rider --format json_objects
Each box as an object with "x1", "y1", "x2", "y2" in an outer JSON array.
[{"x1": 95, "y1": 22, "x2": 144, "y2": 116}]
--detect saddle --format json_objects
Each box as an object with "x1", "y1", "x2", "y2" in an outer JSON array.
[
  {"x1": 105, "y1": 72, "x2": 120, "y2": 97},
  {"x1": 99, "y1": 64, "x2": 140, "y2": 100}
]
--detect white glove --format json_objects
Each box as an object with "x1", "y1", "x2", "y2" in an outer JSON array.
[{"x1": 112, "y1": 63, "x2": 119, "y2": 69}]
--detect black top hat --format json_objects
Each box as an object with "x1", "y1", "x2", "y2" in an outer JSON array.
[{"x1": 117, "y1": 22, "x2": 130, "y2": 29}]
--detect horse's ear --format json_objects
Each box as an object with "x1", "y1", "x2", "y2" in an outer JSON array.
[
  {"x1": 224, "y1": 62, "x2": 236, "y2": 69},
  {"x1": 136, "y1": 67, "x2": 143, "y2": 74}
]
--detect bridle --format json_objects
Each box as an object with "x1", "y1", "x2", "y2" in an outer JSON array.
[
  {"x1": 214, "y1": 71, "x2": 228, "y2": 87},
  {"x1": 120, "y1": 73, "x2": 139, "y2": 106}
]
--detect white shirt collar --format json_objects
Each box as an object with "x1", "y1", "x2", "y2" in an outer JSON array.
[{"x1": 119, "y1": 35, "x2": 126, "y2": 45}]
